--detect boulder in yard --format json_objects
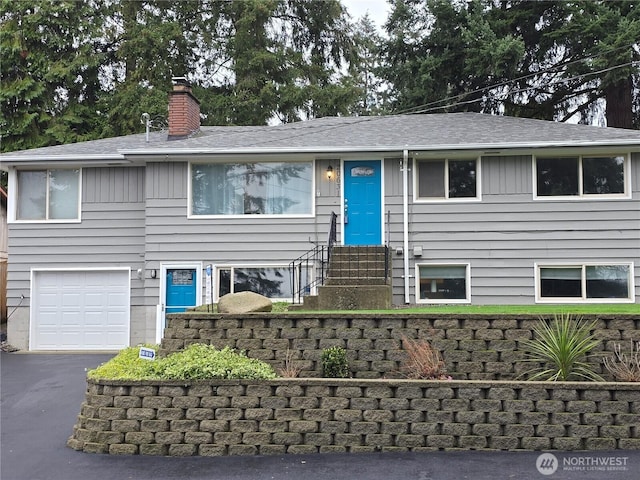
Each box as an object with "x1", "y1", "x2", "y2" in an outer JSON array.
[{"x1": 217, "y1": 291, "x2": 272, "y2": 314}]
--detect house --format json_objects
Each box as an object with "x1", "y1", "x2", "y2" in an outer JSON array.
[
  {"x1": 2, "y1": 79, "x2": 639, "y2": 351},
  {"x1": 0, "y1": 186, "x2": 7, "y2": 323}
]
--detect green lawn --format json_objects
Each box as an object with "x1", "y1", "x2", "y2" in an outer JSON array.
[
  {"x1": 193, "y1": 302, "x2": 639, "y2": 315},
  {"x1": 298, "y1": 304, "x2": 640, "y2": 315}
]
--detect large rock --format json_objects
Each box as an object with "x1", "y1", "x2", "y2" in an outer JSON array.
[{"x1": 217, "y1": 291, "x2": 273, "y2": 314}]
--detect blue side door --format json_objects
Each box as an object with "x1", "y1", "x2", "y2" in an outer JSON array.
[
  {"x1": 166, "y1": 269, "x2": 197, "y2": 313},
  {"x1": 343, "y1": 160, "x2": 382, "y2": 245}
]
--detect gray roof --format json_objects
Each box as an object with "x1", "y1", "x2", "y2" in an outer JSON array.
[{"x1": 3, "y1": 113, "x2": 640, "y2": 164}]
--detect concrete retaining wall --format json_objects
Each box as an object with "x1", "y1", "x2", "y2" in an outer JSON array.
[{"x1": 68, "y1": 378, "x2": 640, "y2": 455}]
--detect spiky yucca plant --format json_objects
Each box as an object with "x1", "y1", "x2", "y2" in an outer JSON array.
[{"x1": 521, "y1": 313, "x2": 603, "y2": 381}]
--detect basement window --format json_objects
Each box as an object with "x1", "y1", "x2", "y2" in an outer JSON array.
[
  {"x1": 217, "y1": 265, "x2": 310, "y2": 301},
  {"x1": 416, "y1": 264, "x2": 470, "y2": 303},
  {"x1": 536, "y1": 264, "x2": 633, "y2": 302}
]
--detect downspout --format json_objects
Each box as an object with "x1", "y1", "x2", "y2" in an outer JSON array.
[{"x1": 402, "y1": 149, "x2": 410, "y2": 304}]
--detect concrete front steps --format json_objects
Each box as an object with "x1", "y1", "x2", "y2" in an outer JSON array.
[{"x1": 295, "y1": 246, "x2": 392, "y2": 310}]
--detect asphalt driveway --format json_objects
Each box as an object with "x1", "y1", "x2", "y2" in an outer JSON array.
[{"x1": 1, "y1": 352, "x2": 638, "y2": 480}]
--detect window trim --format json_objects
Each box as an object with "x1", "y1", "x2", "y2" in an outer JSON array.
[
  {"x1": 415, "y1": 262, "x2": 471, "y2": 304},
  {"x1": 533, "y1": 153, "x2": 630, "y2": 200},
  {"x1": 413, "y1": 157, "x2": 481, "y2": 203},
  {"x1": 214, "y1": 263, "x2": 305, "y2": 302},
  {"x1": 534, "y1": 262, "x2": 635, "y2": 303},
  {"x1": 187, "y1": 160, "x2": 316, "y2": 219},
  {"x1": 9, "y1": 168, "x2": 82, "y2": 223}
]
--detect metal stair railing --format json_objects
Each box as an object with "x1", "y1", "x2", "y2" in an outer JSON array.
[{"x1": 289, "y1": 212, "x2": 337, "y2": 304}]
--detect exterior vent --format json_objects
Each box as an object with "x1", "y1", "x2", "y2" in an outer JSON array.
[{"x1": 168, "y1": 76, "x2": 200, "y2": 140}]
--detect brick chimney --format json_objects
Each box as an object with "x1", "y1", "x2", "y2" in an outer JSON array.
[{"x1": 168, "y1": 77, "x2": 200, "y2": 140}]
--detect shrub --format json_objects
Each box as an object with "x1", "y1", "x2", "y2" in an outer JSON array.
[
  {"x1": 87, "y1": 345, "x2": 160, "y2": 380},
  {"x1": 321, "y1": 346, "x2": 349, "y2": 378},
  {"x1": 158, "y1": 344, "x2": 277, "y2": 380},
  {"x1": 400, "y1": 336, "x2": 449, "y2": 379},
  {"x1": 603, "y1": 339, "x2": 640, "y2": 382},
  {"x1": 278, "y1": 348, "x2": 303, "y2": 378},
  {"x1": 520, "y1": 313, "x2": 603, "y2": 381},
  {"x1": 88, "y1": 344, "x2": 276, "y2": 381}
]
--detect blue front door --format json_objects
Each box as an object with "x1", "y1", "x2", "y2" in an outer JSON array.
[
  {"x1": 166, "y1": 269, "x2": 197, "y2": 313},
  {"x1": 344, "y1": 160, "x2": 382, "y2": 245}
]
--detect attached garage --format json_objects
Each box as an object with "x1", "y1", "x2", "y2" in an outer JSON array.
[{"x1": 30, "y1": 269, "x2": 130, "y2": 351}]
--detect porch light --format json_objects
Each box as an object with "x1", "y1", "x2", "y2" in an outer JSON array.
[{"x1": 326, "y1": 165, "x2": 334, "y2": 181}]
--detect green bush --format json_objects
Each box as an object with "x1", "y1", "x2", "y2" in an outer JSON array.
[
  {"x1": 88, "y1": 344, "x2": 276, "y2": 381},
  {"x1": 521, "y1": 313, "x2": 603, "y2": 381},
  {"x1": 321, "y1": 346, "x2": 349, "y2": 378},
  {"x1": 87, "y1": 345, "x2": 159, "y2": 380},
  {"x1": 157, "y1": 344, "x2": 276, "y2": 380}
]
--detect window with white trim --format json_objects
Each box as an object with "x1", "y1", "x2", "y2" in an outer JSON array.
[
  {"x1": 217, "y1": 265, "x2": 310, "y2": 301},
  {"x1": 536, "y1": 264, "x2": 633, "y2": 302},
  {"x1": 191, "y1": 161, "x2": 313, "y2": 216},
  {"x1": 416, "y1": 158, "x2": 479, "y2": 200},
  {"x1": 16, "y1": 169, "x2": 80, "y2": 221},
  {"x1": 534, "y1": 155, "x2": 627, "y2": 198},
  {"x1": 416, "y1": 264, "x2": 470, "y2": 303}
]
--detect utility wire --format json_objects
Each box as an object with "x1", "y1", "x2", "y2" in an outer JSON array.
[
  {"x1": 395, "y1": 42, "x2": 640, "y2": 115},
  {"x1": 234, "y1": 45, "x2": 640, "y2": 148},
  {"x1": 245, "y1": 58, "x2": 639, "y2": 148},
  {"x1": 406, "y1": 60, "x2": 640, "y2": 115}
]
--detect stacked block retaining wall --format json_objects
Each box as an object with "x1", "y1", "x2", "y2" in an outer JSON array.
[
  {"x1": 160, "y1": 314, "x2": 640, "y2": 380},
  {"x1": 68, "y1": 378, "x2": 640, "y2": 455}
]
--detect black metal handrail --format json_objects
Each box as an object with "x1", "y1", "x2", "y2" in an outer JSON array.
[
  {"x1": 327, "y1": 211, "x2": 337, "y2": 262},
  {"x1": 289, "y1": 212, "x2": 337, "y2": 304}
]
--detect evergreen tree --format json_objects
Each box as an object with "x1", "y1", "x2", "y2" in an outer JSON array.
[
  {"x1": 0, "y1": 0, "x2": 105, "y2": 151},
  {"x1": 382, "y1": 0, "x2": 523, "y2": 115},
  {"x1": 381, "y1": 0, "x2": 640, "y2": 128},
  {"x1": 349, "y1": 13, "x2": 389, "y2": 115},
  {"x1": 1, "y1": 0, "x2": 362, "y2": 153}
]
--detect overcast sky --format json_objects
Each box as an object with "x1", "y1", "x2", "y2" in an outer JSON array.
[{"x1": 343, "y1": 0, "x2": 390, "y2": 28}]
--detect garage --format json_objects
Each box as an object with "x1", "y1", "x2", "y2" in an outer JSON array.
[{"x1": 30, "y1": 269, "x2": 130, "y2": 350}]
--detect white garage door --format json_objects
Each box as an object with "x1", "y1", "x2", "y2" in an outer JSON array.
[{"x1": 31, "y1": 269, "x2": 130, "y2": 350}]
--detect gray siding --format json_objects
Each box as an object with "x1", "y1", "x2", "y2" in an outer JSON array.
[
  {"x1": 8, "y1": 154, "x2": 638, "y2": 310},
  {"x1": 386, "y1": 153, "x2": 640, "y2": 304},
  {"x1": 6, "y1": 167, "x2": 146, "y2": 307},
  {"x1": 143, "y1": 161, "x2": 340, "y2": 303}
]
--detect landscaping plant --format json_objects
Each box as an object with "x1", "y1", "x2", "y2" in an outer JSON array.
[
  {"x1": 521, "y1": 313, "x2": 603, "y2": 381},
  {"x1": 278, "y1": 348, "x2": 303, "y2": 378},
  {"x1": 88, "y1": 344, "x2": 277, "y2": 380},
  {"x1": 321, "y1": 345, "x2": 350, "y2": 378},
  {"x1": 400, "y1": 336, "x2": 449, "y2": 379},
  {"x1": 158, "y1": 344, "x2": 277, "y2": 380},
  {"x1": 87, "y1": 344, "x2": 159, "y2": 380},
  {"x1": 603, "y1": 339, "x2": 640, "y2": 382}
]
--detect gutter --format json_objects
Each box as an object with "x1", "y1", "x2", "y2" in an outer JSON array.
[
  {"x1": 402, "y1": 149, "x2": 410, "y2": 305},
  {"x1": 117, "y1": 139, "x2": 640, "y2": 157},
  {"x1": 2, "y1": 139, "x2": 639, "y2": 164}
]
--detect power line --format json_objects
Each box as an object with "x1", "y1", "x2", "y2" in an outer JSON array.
[
  {"x1": 242, "y1": 46, "x2": 640, "y2": 147},
  {"x1": 394, "y1": 43, "x2": 640, "y2": 115},
  {"x1": 404, "y1": 60, "x2": 639, "y2": 115}
]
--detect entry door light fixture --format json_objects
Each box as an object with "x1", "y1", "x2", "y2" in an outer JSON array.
[{"x1": 326, "y1": 165, "x2": 334, "y2": 181}]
